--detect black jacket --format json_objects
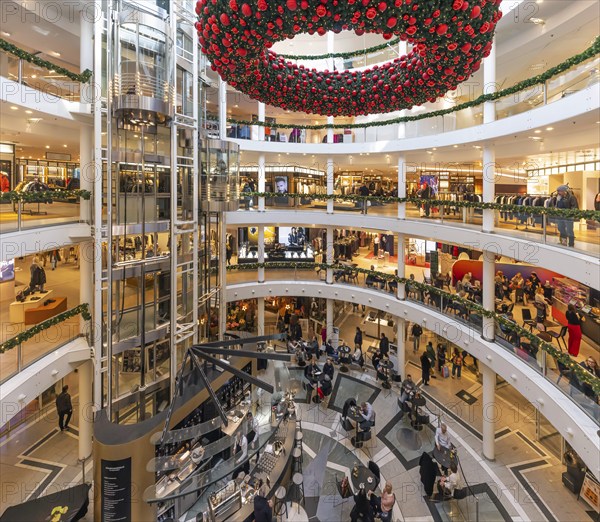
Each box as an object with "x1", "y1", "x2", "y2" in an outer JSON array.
[
  {"x1": 412, "y1": 324, "x2": 422, "y2": 337},
  {"x1": 253, "y1": 495, "x2": 272, "y2": 522},
  {"x1": 379, "y1": 336, "x2": 389, "y2": 356},
  {"x1": 420, "y1": 353, "x2": 431, "y2": 372},
  {"x1": 323, "y1": 362, "x2": 334, "y2": 381},
  {"x1": 321, "y1": 379, "x2": 333, "y2": 397},
  {"x1": 56, "y1": 392, "x2": 72, "y2": 414}
]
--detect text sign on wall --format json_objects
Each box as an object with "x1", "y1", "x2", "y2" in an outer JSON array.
[{"x1": 101, "y1": 457, "x2": 132, "y2": 522}]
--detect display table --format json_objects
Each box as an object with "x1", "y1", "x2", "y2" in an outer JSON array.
[
  {"x1": 9, "y1": 290, "x2": 54, "y2": 323},
  {"x1": 24, "y1": 297, "x2": 67, "y2": 325}
]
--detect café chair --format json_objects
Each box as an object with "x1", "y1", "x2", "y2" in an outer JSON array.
[
  {"x1": 547, "y1": 325, "x2": 568, "y2": 351},
  {"x1": 368, "y1": 460, "x2": 381, "y2": 489},
  {"x1": 520, "y1": 308, "x2": 536, "y2": 331}
]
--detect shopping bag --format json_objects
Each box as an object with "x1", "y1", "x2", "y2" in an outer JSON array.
[{"x1": 442, "y1": 366, "x2": 450, "y2": 378}]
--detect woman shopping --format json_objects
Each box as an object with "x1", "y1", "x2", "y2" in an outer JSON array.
[{"x1": 565, "y1": 303, "x2": 584, "y2": 356}]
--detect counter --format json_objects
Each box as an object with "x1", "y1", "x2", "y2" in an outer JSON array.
[
  {"x1": 552, "y1": 298, "x2": 600, "y2": 352},
  {"x1": 361, "y1": 315, "x2": 396, "y2": 340}
]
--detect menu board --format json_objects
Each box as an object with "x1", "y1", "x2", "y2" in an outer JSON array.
[{"x1": 101, "y1": 458, "x2": 132, "y2": 522}]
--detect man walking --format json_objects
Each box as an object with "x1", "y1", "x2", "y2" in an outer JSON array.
[{"x1": 56, "y1": 385, "x2": 73, "y2": 431}]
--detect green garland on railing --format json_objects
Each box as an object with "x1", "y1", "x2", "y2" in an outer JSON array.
[
  {"x1": 226, "y1": 262, "x2": 600, "y2": 396},
  {"x1": 228, "y1": 37, "x2": 600, "y2": 130},
  {"x1": 278, "y1": 38, "x2": 401, "y2": 60},
  {"x1": 0, "y1": 303, "x2": 91, "y2": 354},
  {"x1": 0, "y1": 189, "x2": 92, "y2": 204},
  {"x1": 247, "y1": 192, "x2": 600, "y2": 221},
  {"x1": 0, "y1": 38, "x2": 92, "y2": 83}
]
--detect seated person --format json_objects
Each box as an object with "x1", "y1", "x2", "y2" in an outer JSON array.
[
  {"x1": 435, "y1": 423, "x2": 453, "y2": 452},
  {"x1": 372, "y1": 349, "x2": 382, "y2": 372},
  {"x1": 325, "y1": 339, "x2": 339, "y2": 361},
  {"x1": 365, "y1": 265, "x2": 384, "y2": 288},
  {"x1": 350, "y1": 487, "x2": 375, "y2": 522},
  {"x1": 320, "y1": 373, "x2": 333, "y2": 398},
  {"x1": 352, "y1": 345, "x2": 365, "y2": 368},
  {"x1": 399, "y1": 374, "x2": 417, "y2": 406},
  {"x1": 388, "y1": 269, "x2": 398, "y2": 293},
  {"x1": 306, "y1": 336, "x2": 320, "y2": 358},
  {"x1": 359, "y1": 401, "x2": 375, "y2": 431},
  {"x1": 304, "y1": 357, "x2": 321, "y2": 385},
  {"x1": 435, "y1": 463, "x2": 462, "y2": 500},
  {"x1": 323, "y1": 357, "x2": 335, "y2": 381}
]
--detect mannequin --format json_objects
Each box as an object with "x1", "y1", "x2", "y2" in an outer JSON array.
[{"x1": 29, "y1": 256, "x2": 47, "y2": 293}]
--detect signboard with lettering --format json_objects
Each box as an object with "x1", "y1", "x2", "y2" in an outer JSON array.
[
  {"x1": 580, "y1": 472, "x2": 600, "y2": 513},
  {"x1": 101, "y1": 457, "x2": 132, "y2": 522}
]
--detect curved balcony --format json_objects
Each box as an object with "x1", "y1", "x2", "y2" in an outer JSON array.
[
  {"x1": 225, "y1": 200, "x2": 600, "y2": 289},
  {"x1": 224, "y1": 267, "x2": 600, "y2": 476}
]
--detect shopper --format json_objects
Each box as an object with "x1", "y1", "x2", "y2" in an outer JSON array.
[
  {"x1": 55, "y1": 385, "x2": 73, "y2": 431},
  {"x1": 379, "y1": 332, "x2": 390, "y2": 358},
  {"x1": 411, "y1": 323, "x2": 423, "y2": 353},
  {"x1": 253, "y1": 484, "x2": 273, "y2": 522},
  {"x1": 358, "y1": 182, "x2": 370, "y2": 214},
  {"x1": 553, "y1": 185, "x2": 579, "y2": 247},
  {"x1": 436, "y1": 343, "x2": 447, "y2": 373},
  {"x1": 354, "y1": 326, "x2": 363, "y2": 351},
  {"x1": 49, "y1": 249, "x2": 61, "y2": 270},
  {"x1": 370, "y1": 482, "x2": 395, "y2": 522},
  {"x1": 350, "y1": 487, "x2": 374, "y2": 522},
  {"x1": 374, "y1": 234, "x2": 380, "y2": 256},
  {"x1": 573, "y1": 357, "x2": 600, "y2": 400},
  {"x1": 451, "y1": 349, "x2": 463, "y2": 379},
  {"x1": 399, "y1": 374, "x2": 416, "y2": 406},
  {"x1": 566, "y1": 303, "x2": 584, "y2": 356},
  {"x1": 418, "y1": 181, "x2": 432, "y2": 217},
  {"x1": 420, "y1": 350, "x2": 432, "y2": 385}
]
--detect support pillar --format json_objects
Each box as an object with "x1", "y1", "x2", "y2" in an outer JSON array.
[
  {"x1": 396, "y1": 318, "x2": 406, "y2": 379},
  {"x1": 258, "y1": 154, "x2": 266, "y2": 211},
  {"x1": 78, "y1": 360, "x2": 93, "y2": 461},
  {"x1": 258, "y1": 225, "x2": 265, "y2": 283},
  {"x1": 482, "y1": 146, "x2": 495, "y2": 233},
  {"x1": 482, "y1": 250, "x2": 495, "y2": 341},
  {"x1": 326, "y1": 227, "x2": 333, "y2": 284},
  {"x1": 257, "y1": 297, "x2": 265, "y2": 336},
  {"x1": 218, "y1": 78, "x2": 227, "y2": 141},
  {"x1": 397, "y1": 233, "x2": 406, "y2": 300},
  {"x1": 258, "y1": 102, "x2": 265, "y2": 141},
  {"x1": 326, "y1": 158, "x2": 334, "y2": 214},
  {"x1": 397, "y1": 154, "x2": 406, "y2": 219},
  {"x1": 481, "y1": 363, "x2": 496, "y2": 461},
  {"x1": 326, "y1": 298, "x2": 334, "y2": 343},
  {"x1": 483, "y1": 39, "x2": 496, "y2": 124}
]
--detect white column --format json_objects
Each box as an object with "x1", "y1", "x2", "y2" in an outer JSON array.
[
  {"x1": 218, "y1": 78, "x2": 227, "y2": 140},
  {"x1": 397, "y1": 233, "x2": 406, "y2": 299},
  {"x1": 258, "y1": 225, "x2": 265, "y2": 283},
  {"x1": 397, "y1": 154, "x2": 406, "y2": 219},
  {"x1": 257, "y1": 297, "x2": 265, "y2": 336},
  {"x1": 258, "y1": 154, "x2": 266, "y2": 211},
  {"x1": 79, "y1": 123, "x2": 94, "y2": 334},
  {"x1": 78, "y1": 360, "x2": 93, "y2": 461},
  {"x1": 326, "y1": 298, "x2": 334, "y2": 341},
  {"x1": 482, "y1": 146, "x2": 495, "y2": 232},
  {"x1": 327, "y1": 158, "x2": 334, "y2": 214},
  {"x1": 481, "y1": 363, "x2": 496, "y2": 461},
  {"x1": 219, "y1": 220, "x2": 227, "y2": 340},
  {"x1": 396, "y1": 318, "x2": 406, "y2": 378},
  {"x1": 483, "y1": 40, "x2": 496, "y2": 124},
  {"x1": 258, "y1": 102, "x2": 265, "y2": 141},
  {"x1": 326, "y1": 227, "x2": 334, "y2": 284},
  {"x1": 482, "y1": 250, "x2": 495, "y2": 341}
]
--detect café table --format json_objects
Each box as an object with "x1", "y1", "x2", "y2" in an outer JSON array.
[
  {"x1": 338, "y1": 345, "x2": 352, "y2": 373},
  {"x1": 309, "y1": 371, "x2": 325, "y2": 403},
  {"x1": 378, "y1": 359, "x2": 393, "y2": 389},
  {"x1": 350, "y1": 465, "x2": 377, "y2": 493},
  {"x1": 432, "y1": 446, "x2": 456, "y2": 470}
]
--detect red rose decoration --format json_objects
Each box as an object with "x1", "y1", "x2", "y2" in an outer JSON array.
[{"x1": 199, "y1": 0, "x2": 500, "y2": 116}]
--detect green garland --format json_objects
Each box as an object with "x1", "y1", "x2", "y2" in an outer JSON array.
[
  {"x1": 0, "y1": 189, "x2": 92, "y2": 204},
  {"x1": 227, "y1": 262, "x2": 600, "y2": 396},
  {"x1": 228, "y1": 37, "x2": 600, "y2": 130},
  {"x1": 0, "y1": 39, "x2": 92, "y2": 83},
  {"x1": 0, "y1": 303, "x2": 91, "y2": 354},
  {"x1": 247, "y1": 192, "x2": 600, "y2": 221},
  {"x1": 278, "y1": 37, "x2": 401, "y2": 60}
]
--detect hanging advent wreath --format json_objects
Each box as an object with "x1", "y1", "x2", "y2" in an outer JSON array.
[{"x1": 196, "y1": 0, "x2": 502, "y2": 116}]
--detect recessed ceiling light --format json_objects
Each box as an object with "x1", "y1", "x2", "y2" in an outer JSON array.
[
  {"x1": 530, "y1": 18, "x2": 545, "y2": 25},
  {"x1": 50, "y1": 51, "x2": 61, "y2": 57},
  {"x1": 10, "y1": 106, "x2": 18, "y2": 110},
  {"x1": 1, "y1": 31, "x2": 10, "y2": 37},
  {"x1": 25, "y1": 110, "x2": 33, "y2": 114},
  {"x1": 534, "y1": 129, "x2": 542, "y2": 133},
  {"x1": 453, "y1": 145, "x2": 458, "y2": 148},
  {"x1": 63, "y1": 144, "x2": 68, "y2": 148},
  {"x1": 45, "y1": 145, "x2": 50, "y2": 149},
  {"x1": 546, "y1": 127, "x2": 554, "y2": 131}
]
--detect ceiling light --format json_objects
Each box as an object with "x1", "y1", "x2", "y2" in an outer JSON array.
[
  {"x1": 10, "y1": 106, "x2": 18, "y2": 110},
  {"x1": 1, "y1": 31, "x2": 10, "y2": 37},
  {"x1": 31, "y1": 74, "x2": 36, "y2": 79},
  {"x1": 45, "y1": 145, "x2": 50, "y2": 149},
  {"x1": 534, "y1": 129, "x2": 542, "y2": 133},
  {"x1": 453, "y1": 145, "x2": 458, "y2": 148},
  {"x1": 63, "y1": 144, "x2": 68, "y2": 148},
  {"x1": 25, "y1": 110, "x2": 33, "y2": 114},
  {"x1": 545, "y1": 127, "x2": 553, "y2": 131},
  {"x1": 530, "y1": 18, "x2": 545, "y2": 25},
  {"x1": 50, "y1": 51, "x2": 61, "y2": 57}
]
